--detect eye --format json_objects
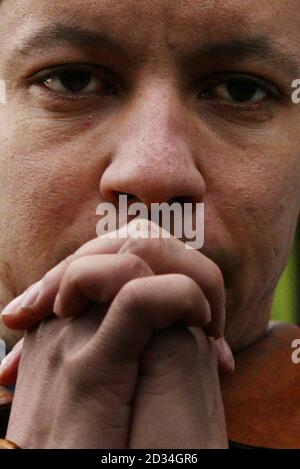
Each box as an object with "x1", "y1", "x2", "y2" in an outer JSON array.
[
  {"x1": 38, "y1": 66, "x2": 118, "y2": 96},
  {"x1": 200, "y1": 76, "x2": 276, "y2": 105}
]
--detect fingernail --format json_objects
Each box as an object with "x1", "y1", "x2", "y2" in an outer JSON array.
[
  {"x1": 53, "y1": 293, "x2": 61, "y2": 316},
  {"x1": 20, "y1": 280, "x2": 43, "y2": 309},
  {"x1": 1, "y1": 292, "x2": 26, "y2": 317},
  {"x1": 223, "y1": 338, "x2": 235, "y2": 372},
  {"x1": 216, "y1": 337, "x2": 235, "y2": 373}
]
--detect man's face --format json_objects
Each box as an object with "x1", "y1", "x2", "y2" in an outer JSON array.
[{"x1": 0, "y1": 0, "x2": 299, "y2": 349}]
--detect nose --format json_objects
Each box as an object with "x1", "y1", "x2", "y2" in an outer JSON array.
[{"x1": 100, "y1": 82, "x2": 205, "y2": 207}]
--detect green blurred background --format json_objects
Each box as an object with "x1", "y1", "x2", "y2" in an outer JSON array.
[{"x1": 271, "y1": 225, "x2": 299, "y2": 324}]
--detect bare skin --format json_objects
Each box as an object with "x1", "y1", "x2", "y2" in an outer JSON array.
[
  {"x1": 0, "y1": 0, "x2": 299, "y2": 448},
  {"x1": 1, "y1": 221, "x2": 232, "y2": 448}
]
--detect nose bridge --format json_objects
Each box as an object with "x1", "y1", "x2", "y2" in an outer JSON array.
[
  {"x1": 124, "y1": 79, "x2": 189, "y2": 164},
  {"x1": 100, "y1": 79, "x2": 205, "y2": 204}
]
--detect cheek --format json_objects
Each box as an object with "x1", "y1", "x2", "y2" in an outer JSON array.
[
  {"x1": 209, "y1": 123, "x2": 299, "y2": 235},
  {"x1": 9, "y1": 154, "x2": 101, "y2": 235},
  {"x1": 1, "y1": 111, "x2": 113, "y2": 232},
  {"x1": 204, "y1": 129, "x2": 300, "y2": 294},
  {"x1": 0, "y1": 130, "x2": 111, "y2": 284},
  {"x1": 0, "y1": 104, "x2": 118, "y2": 285}
]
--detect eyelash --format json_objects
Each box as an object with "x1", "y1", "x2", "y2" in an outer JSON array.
[
  {"x1": 197, "y1": 73, "x2": 280, "y2": 106},
  {"x1": 29, "y1": 64, "x2": 281, "y2": 110},
  {"x1": 30, "y1": 64, "x2": 120, "y2": 101}
]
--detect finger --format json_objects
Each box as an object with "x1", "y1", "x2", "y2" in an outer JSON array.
[
  {"x1": 16, "y1": 248, "x2": 231, "y2": 372},
  {"x1": 53, "y1": 253, "x2": 154, "y2": 318},
  {"x1": 57, "y1": 219, "x2": 225, "y2": 338},
  {"x1": 0, "y1": 339, "x2": 23, "y2": 386},
  {"x1": 81, "y1": 274, "x2": 211, "y2": 366},
  {"x1": 1, "y1": 219, "x2": 225, "y2": 340},
  {"x1": 2, "y1": 221, "x2": 154, "y2": 321},
  {"x1": 189, "y1": 327, "x2": 234, "y2": 375},
  {"x1": 118, "y1": 234, "x2": 225, "y2": 339},
  {"x1": 129, "y1": 326, "x2": 228, "y2": 448},
  {"x1": 214, "y1": 337, "x2": 235, "y2": 375},
  {"x1": 3, "y1": 253, "x2": 154, "y2": 329},
  {"x1": 0, "y1": 224, "x2": 136, "y2": 329}
]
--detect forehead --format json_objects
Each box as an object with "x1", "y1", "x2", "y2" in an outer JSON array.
[{"x1": 1, "y1": 0, "x2": 299, "y2": 53}]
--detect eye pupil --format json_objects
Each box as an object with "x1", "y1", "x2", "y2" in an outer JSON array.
[
  {"x1": 226, "y1": 79, "x2": 258, "y2": 102},
  {"x1": 60, "y1": 70, "x2": 91, "y2": 92}
]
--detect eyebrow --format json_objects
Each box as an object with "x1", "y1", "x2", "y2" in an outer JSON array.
[
  {"x1": 178, "y1": 37, "x2": 299, "y2": 76},
  {"x1": 16, "y1": 25, "x2": 299, "y2": 77},
  {"x1": 18, "y1": 24, "x2": 127, "y2": 57}
]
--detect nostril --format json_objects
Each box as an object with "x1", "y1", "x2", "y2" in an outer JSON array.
[
  {"x1": 117, "y1": 192, "x2": 136, "y2": 205},
  {"x1": 119, "y1": 192, "x2": 135, "y2": 201},
  {"x1": 105, "y1": 191, "x2": 135, "y2": 205}
]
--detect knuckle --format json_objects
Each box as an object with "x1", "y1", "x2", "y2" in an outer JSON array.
[
  {"x1": 122, "y1": 236, "x2": 151, "y2": 256},
  {"x1": 63, "y1": 256, "x2": 87, "y2": 284},
  {"x1": 116, "y1": 253, "x2": 151, "y2": 278},
  {"x1": 117, "y1": 278, "x2": 148, "y2": 312},
  {"x1": 121, "y1": 235, "x2": 166, "y2": 261},
  {"x1": 127, "y1": 218, "x2": 159, "y2": 235},
  {"x1": 174, "y1": 274, "x2": 200, "y2": 311}
]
